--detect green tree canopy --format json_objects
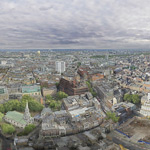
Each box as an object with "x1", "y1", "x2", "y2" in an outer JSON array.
[
  {"x1": 56, "y1": 91, "x2": 68, "y2": 100},
  {"x1": 132, "y1": 94, "x2": 140, "y2": 104},
  {"x1": 106, "y1": 112, "x2": 119, "y2": 123},
  {"x1": 24, "y1": 124, "x2": 36, "y2": 135},
  {"x1": 77, "y1": 62, "x2": 81, "y2": 68},
  {"x1": 20, "y1": 95, "x2": 43, "y2": 112},
  {"x1": 124, "y1": 94, "x2": 140, "y2": 104},
  {"x1": 0, "y1": 95, "x2": 43, "y2": 113},
  {"x1": 0, "y1": 112, "x2": 4, "y2": 122},
  {"x1": 45, "y1": 95, "x2": 55, "y2": 105},
  {"x1": 86, "y1": 81, "x2": 97, "y2": 97},
  {"x1": 55, "y1": 82, "x2": 59, "y2": 89},
  {"x1": 18, "y1": 124, "x2": 36, "y2": 136},
  {"x1": 1, "y1": 123, "x2": 15, "y2": 134},
  {"x1": 49, "y1": 100, "x2": 61, "y2": 111},
  {"x1": 0, "y1": 104, "x2": 5, "y2": 113},
  {"x1": 45, "y1": 95, "x2": 53, "y2": 100},
  {"x1": 124, "y1": 94, "x2": 132, "y2": 102},
  {"x1": 3, "y1": 100, "x2": 21, "y2": 112}
]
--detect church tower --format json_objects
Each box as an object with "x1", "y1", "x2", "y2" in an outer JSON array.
[{"x1": 24, "y1": 102, "x2": 33, "y2": 123}]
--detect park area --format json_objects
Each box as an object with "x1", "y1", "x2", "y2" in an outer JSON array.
[{"x1": 117, "y1": 117, "x2": 150, "y2": 143}]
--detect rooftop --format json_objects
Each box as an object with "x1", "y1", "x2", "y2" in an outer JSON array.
[
  {"x1": 5, "y1": 111, "x2": 27, "y2": 125},
  {"x1": 69, "y1": 107, "x2": 89, "y2": 117},
  {"x1": 22, "y1": 85, "x2": 41, "y2": 93}
]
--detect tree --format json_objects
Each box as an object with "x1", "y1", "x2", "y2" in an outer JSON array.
[
  {"x1": 0, "y1": 112, "x2": 4, "y2": 122},
  {"x1": 86, "y1": 81, "x2": 97, "y2": 97},
  {"x1": 20, "y1": 95, "x2": 43, "y2": 112},
  {"x1": 45, "y1": 95, "x2": 55, "y2": 105},
  {"x1": 56, "y1": 91, "x2": 68, "y2": 100},
  {"x1": 123, "y1": 94, "x2": 132, "y2": 102},
  {"x1": 0, "y1": 100, "x2": 20, "y2": 113},
  {"x1": 106, "y1": 112, "x2": 119, "y2": 123},
  {"x1": 3, "y1": 101, "x2": 13, "y2": 112},
  {"x1": 124, "y1": 94, "x2": 140, "y2": 104},
  {"x1": 23, "y1": 124, "x2": 36, "y2": 135},
  {"x1": 21, "y1": 95, "x2": 34, "y2": 102},
  {"x1": 49, "y1": 100, "x2": 61, "y2": 110},
  {"x1": 132, "y1": 94, "x2": 140, "y2": 104},
  {"x1": 91, "y1": 91, "x2": 97, "y2": 97},
  {"x1": 0, "y1": 96, "x2": 43, "y2": 113},
  {"x1": 45, "y1": 95, "x2": 53, "y2": 100},
  {"x1": 55, "y1": 82, "x2": 59, "y2": 89},
  {"x1": 49, "y1": 100, "x2": 56, "y2": 109},
  {"x1": 0, "y1": 104, "x2": 5, "y2": 113},
  {"x1": 28, "y1": 100, "x2": 43, "y2": 112},
  {"x1": 1, "y1": 123, "x2": 15, "y2": 134},
  {"x1": 77, "y1": 62, "x2": 81, "y2": 68},
  {"x1": 86, "y1": 81, "x2": 91, "y2": 89},
  {"x1": 18, "y1": 124, "x2": 36, "y2": 136}
]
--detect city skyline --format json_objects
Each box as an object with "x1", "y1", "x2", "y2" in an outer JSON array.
[{"x1": 0, "y1": 0, "x2": 150, "y2": 49}]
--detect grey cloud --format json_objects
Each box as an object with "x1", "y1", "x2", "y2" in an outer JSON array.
[
  {"x1": 39, "y1": 6, "x2": 53, "y2": 11},
  {"x1": 0, "y1": 0, "x2": 150, "y2": 49}
]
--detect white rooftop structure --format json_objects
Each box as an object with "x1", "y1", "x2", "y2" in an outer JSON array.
[{"x1": 69, "y1": 107, "x2": 89, "y2": 118}]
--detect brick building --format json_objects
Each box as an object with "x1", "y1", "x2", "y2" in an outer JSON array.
[
  {"x1": 59, "y1": 77, "x2": 88, "y2": 96},
  {"x1": 78, "y1": 67, "x2": 104, "y2": 81},
  {"x1": 88, "y1": 73, "x2": 104, "y2": 81}
]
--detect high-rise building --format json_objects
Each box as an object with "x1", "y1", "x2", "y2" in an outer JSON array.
[
  {"x1": 140, "y1": 93, "x2": 150, "y2": 117},
  {"x1": 55, "y1": 61, "x2": 66, "y2": 74}
]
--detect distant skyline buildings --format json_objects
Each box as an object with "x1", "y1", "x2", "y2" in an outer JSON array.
[{"x1": 0, "y1": 0, "x2": 150, "y2": 49}]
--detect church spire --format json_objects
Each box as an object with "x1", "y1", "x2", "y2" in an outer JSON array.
[
  {"x1": 24, "y1": 101, "x2": 31, "y2": 121},
  {"x1": 26, "y1": 101, "x2": 29, "y2": 109}
]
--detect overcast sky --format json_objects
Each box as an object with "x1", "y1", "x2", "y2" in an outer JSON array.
[{"x1": 0, "y1": 0, "x2": 150, "y2": 49}]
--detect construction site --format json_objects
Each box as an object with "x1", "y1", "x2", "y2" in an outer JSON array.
[{"x1": 117, "y1": 116, "x2": 150, "y2": 144}]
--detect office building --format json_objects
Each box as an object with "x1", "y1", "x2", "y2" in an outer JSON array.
[{"x1": 55, "y1": 61, "x2": 66, "y2": 74}]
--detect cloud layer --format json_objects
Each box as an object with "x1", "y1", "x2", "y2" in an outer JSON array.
[{"x1": 0, "y1": 0, "x2": 150, "y2": 49}]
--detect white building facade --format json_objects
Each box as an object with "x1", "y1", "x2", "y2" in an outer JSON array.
[
  {"x1": 55, "y1": 61, "x2": 66, "y2": 74},
  {"x1": 140, "y1": 93, "x2": 150, "y2": 117}
]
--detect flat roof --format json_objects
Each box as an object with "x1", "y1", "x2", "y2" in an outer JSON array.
[
  {"x1": 22, "y1": 85, "x2": 40, "y2": 93},
  {"x1": 69, "y1": 107, "x2": 89, "y2": 117}
]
